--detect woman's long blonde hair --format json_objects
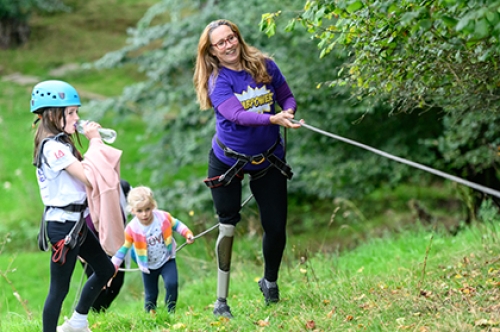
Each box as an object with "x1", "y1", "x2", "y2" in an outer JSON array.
[{"x1": 193, "y1": 19, "x2": 273, "y2": 110}]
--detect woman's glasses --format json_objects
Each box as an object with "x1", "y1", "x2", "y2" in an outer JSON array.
[{"x1": 212, "y1": 34, "x2": 238, "y2": 50}]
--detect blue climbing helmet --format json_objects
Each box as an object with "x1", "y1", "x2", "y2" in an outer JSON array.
[{"x1": 30, "y1": 80, "x2": 81, "y2": 114}]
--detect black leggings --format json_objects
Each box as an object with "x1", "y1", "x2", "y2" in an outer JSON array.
[
  {"x1": 83, "y1": 259, "x2": 125, "y2": 312},
  {"x1": 208, "y1": 149, "x2": 288, "y2": 282},
  {"x1": 43, "y1": 220, "x2": 115, "y2": 332}
]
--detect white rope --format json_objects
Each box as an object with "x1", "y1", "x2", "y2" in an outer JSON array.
[
  {"x1": 292, "y1": 119, "x2": 500, "y2": 199},
  {"x1": 72, "y1": 262, "x2": 87, "y2": 312}
]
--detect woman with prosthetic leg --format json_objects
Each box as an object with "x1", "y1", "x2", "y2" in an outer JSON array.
[{"x1": 194, "y1": 19, "x2": 302, "y2": 318}]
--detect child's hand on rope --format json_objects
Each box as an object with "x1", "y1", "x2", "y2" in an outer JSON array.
[{"x1": 186, "y1": 234, "x2": 195, "y2": 244}]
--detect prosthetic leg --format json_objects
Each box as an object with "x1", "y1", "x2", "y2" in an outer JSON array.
[{"x1": 213, "y1": 223, "x2": 235, "y2": 317}]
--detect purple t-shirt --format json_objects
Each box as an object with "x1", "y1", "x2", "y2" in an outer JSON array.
[{"x1": 209, "y1": 59, "x2": 296, "y2": 170}]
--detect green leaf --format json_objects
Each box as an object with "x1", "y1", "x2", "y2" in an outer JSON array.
[
  {"x1": 346, "y1": 1, "x2": 363, "y2": 13},
  {"x1": 473, "y1": 18, "x2": 490, "y2": 40},
  {"x1": 456, "y1": 16, "x2": 472, "y2": 31},
  {"x1": 441, "y1": 15, "x2": 458, "y2": 28},
  {"x1": 486, "y1": 11, "x2": 499, "y2": 26},
  {"x1": 284, "y1": 19, "x2": 296, "y2": 32},
  {"x1": 418, "y1": 19, "x2": 433, "y2": 31},
  {"x1": 400, "y1": 12, "x2": 420, "y2": 26}
]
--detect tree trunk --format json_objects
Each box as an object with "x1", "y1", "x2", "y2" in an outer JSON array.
[{"x1": 0, "y1": 18, "x2": 30, "y2": 49}]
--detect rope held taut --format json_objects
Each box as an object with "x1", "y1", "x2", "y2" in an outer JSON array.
[{"x1": 292, "y1": 119, "x2": 500, "y2": 199}]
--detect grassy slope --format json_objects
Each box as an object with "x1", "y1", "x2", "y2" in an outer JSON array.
[
  {"x1": 2, "y1": 221, "x2": 500, "y2": 331},
  {"x1": 1, "y1": 1, "x2": 498, "y2": 331}
]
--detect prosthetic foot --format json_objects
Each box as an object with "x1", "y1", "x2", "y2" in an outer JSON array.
[{"x1": 214, "y1": 223, "x2": 235, "y2": 317}]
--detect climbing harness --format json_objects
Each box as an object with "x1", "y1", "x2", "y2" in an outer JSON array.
[
  {"x1": 203, "y1": 137, "x2": 293, "y2": 188},
  {"x1": 35, "y1": 133, "x2": 88, "y2": 260},
  {"x1": 291, "y1": 119, "x2": 500, "y2": 199},
  {"x1": 38, "y1": 203, "x2": 88, "y2": 265}
]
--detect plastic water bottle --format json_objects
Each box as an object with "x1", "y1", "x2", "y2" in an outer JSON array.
[{"x1": 76, "y1": 120, "x2": 117, "y2": 144}]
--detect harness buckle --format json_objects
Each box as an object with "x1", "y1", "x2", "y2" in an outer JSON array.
[
  {"x1": 64, "y1": 235, "x2": 71, "y2": 245},
  {"x1": 250, "y1": 154, "x2": 266, "y2": 165}
]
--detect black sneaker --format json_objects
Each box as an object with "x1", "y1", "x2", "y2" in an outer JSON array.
[
  {"x1": 258, "y1": 278, "x2": 280, "y2": 304},
  {"x1": 213, "y1": 299, "x2": 233, "y2": 318}
]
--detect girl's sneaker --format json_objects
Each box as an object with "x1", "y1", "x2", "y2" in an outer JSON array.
[{"x1": 57, "y1": 319, "x2": 91, "y2": 332}]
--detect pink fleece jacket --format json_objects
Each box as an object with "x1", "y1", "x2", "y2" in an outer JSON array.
[{"x1": 82, "y1": 138, "x2": 124, "y2": 256}]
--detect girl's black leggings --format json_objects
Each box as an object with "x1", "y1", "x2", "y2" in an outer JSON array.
[
  {"x1": 43, "y1": 220, "x2": 115, "y2": 332},
  {"x1": 208, "y1": 149, "x2": 288, "y2": 282}
]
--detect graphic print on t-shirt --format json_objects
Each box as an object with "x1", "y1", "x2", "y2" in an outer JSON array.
[
  {"x1": 145, "y1": 219, "x2": 168, "y2": 269},
  {"x1": 235, "y1": 86, "x2": 274, "y2": 114}
]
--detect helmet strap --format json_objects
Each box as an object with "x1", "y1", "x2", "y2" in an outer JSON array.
[{"x1": 32, "y1": 114, "x2": 43, "y2": 128}]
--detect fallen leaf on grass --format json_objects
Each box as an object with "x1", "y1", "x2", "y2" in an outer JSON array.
[
  {"x1": 172, "y1": 323, "x2": 186, "y2": 329},
  {"x1": 475, "y1": 318, "x2": 499, "y2": 327},
  {"x1": 305, "y1": 320, "x2": 315, "y2": 329},
  {"x1": 256, "y1": 316, "x2": 270, "y2": 327},
  {"x1": 398, "y1": 324, "x2": 415, "y2": 329},
  {"x1": 459, "y1": 286, "x2": 476, "y2": 295},
  {"x1": 326, "y1": 307, "x2": 336, "y2": 318}
]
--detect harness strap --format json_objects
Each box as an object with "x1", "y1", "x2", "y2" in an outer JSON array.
[
  {"x1": 46, "y1": 204, "x2": 87, "y2": 213},
  {"x1": 50, "y1": 216, "x2": 87, "y2": 265},
  {"x1": 63, "y1": 215, "x2": 87, "y2": 249},
  {"x1": 38, "y1": 207, "x2": 49, "y2": 251},
  {"x1": 34, "y1": 132, "x2": 69, "y2": 168},
  {"x1": 204, "y1": 137, "x2": 293, "y2": 189},
  {"x1": 267, "y1": 154, "x2": 293, "y2": 180},
  {"x1": 204, "y1": 159, "x2": 246, "y2": 188},
  {"x1": 37, "y1": 202, "x2": 88, "y2": 252}
]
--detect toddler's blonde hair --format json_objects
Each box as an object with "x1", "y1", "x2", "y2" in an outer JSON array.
[{"x1": 126, "y1": 186, "x2": 157, "y2": 212}]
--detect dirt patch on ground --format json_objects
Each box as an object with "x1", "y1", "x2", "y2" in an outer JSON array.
[{"x1": 2, "y1": 69, "x2": 106, "y2": 101}]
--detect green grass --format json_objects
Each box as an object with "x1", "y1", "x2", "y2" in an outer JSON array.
[
  {"x1": 0, "y1": 0, "x2": 156, "y2": 76},
  {"x1": 2, "y1": 220, "x2": 500, "y2": 331},
  {"x1": 1, "y1": 0, "x2": 495, "y2": 331}
]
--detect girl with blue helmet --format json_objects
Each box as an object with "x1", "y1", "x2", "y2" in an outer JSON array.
[{"x1": 31, "y1": 80, "x2": 115, "y2": 332}]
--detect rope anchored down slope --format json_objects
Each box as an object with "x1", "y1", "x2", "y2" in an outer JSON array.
[{"x1": 290, "y1": 119, "x2": 500, "y2": 199}]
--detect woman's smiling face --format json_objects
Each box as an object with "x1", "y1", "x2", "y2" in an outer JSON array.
[{"x1": 210, "y1": 25, "x2": 241, "y2": 70}]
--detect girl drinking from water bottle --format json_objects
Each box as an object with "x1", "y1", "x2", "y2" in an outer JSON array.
[{"x1": 32, "y1": 80, "x2": 116, "y2": 332}]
